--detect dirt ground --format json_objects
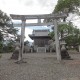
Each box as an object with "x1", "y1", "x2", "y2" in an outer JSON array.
[{"x1": 0, "y1": 51, "x2": 80, "y2": 80}]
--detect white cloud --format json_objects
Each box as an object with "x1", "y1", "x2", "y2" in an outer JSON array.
[
  {"x1": 67, "y1": 13, "x2": 80, "y2": 29},
  {"x1": 15, "y1": 27, "x2": 33, "y2": 42},
  {"x1": 0, "y1": 0, "x2": 58, "y2": 15},
  {"x1": 25, "y1": 28, "x2": 33, "y2": 42},
  {"x1": 0, "y1": 0, "x2": 58, "y2": 41}
]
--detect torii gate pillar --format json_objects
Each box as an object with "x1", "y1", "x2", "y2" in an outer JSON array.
[
  {"x1": 54, "y1": 19, "x2": 61, "y2": 61},
  {"x1": 18, "y1": 18, "x2": 26, "y2": 61}
]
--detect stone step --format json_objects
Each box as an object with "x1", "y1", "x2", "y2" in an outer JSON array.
[{"x1": 37, "y1": 47, "x2": 46, "y2": 53}]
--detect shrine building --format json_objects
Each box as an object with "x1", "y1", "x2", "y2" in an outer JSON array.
[{"x1": 29, "y1": 29, "x2": 51, "y2": 53}]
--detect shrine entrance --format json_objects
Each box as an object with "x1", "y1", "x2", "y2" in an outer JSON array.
[{"x1": 10, "y1": 13, "x2": 67, "y2": 61}]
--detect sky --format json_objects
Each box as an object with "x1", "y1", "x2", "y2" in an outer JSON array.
[
  {"x1": 0, "y1": 0, "x2": 58, "y2": 42},
  {"x1": 0, "y1": 0, "x2": 80, "y2": 42},
  {"x1": 0, "y1": 0, "x2": 58, "y2": 15}
]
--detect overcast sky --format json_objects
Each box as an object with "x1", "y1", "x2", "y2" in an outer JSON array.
[
  {"x1": 0, "y1": 0, "x2": 58, "y2": 42},
  {"x1": 0, "y1": 0, "x2": 80, "y2": 42},
  {"x1": 0, "y1": 0, "x2": 58, "y2": 15}
]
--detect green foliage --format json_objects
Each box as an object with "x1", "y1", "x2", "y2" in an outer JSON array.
[
  {"x1": 65, "y1": 35, "x2": 78, "y2": 46},
  {"x1": 58, "y1": 23, "x2": 73, "y2": 38},
  {"x1": 64, "y1": 27, "x2": 80, "y2": 46},
  {"x1": 49, "y1": 24, "x2": 74, "y2": 39},
  {"x1": 3, "y1": 40, "x2": 15, "y2": 53},
  {"x1": 48, "y1": 31, "x2": 54, "y2": 40},
  {"x1": 48, "y1": 0, "x2": 80, "y2": 50},
  {"x1": 7, "y1": 41, "x2": 14, "y2": 52},
  {"x1": 0, "y1": 42, "x2": 3, "y2": 53},
  {"x1": 0, "y1": 10, "x2": 9, "y2": 25},
  {"x1": 0, "y1": 10, "x2": 18, "y2": 53},
  {"x1": 0, "y1": 32, "x2": 3, "y2": 41},
  {"x1": 49, "y1": 23, "x2": 80, "y2": 47},
  {"x1": 0, "y1": 10, "x2": 18, "y2": 40},
  {"x1": 54, "y1": 0, "x2": 80, "y2": 13},
  {"x1": 0, "y1": 55, "x2": 2, "y2": 58}
]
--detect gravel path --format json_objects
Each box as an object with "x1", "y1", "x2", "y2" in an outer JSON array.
[{"x1": 0, "y1": 52, "x2": 80, "y2": 80}]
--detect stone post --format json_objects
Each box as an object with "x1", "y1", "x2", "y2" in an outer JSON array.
[
  {"x1": 78, "y1": 45, "x2": 80, "y2": 52},
  {"x1": 18, "y1": 18, "x2": 26, "y2": 61},
  {"x1": 53, "y1": 19, "x2": 61, "y2": 61},
  {"x1": 31, "y1": 48, "x2": 33, "y2": 53}
]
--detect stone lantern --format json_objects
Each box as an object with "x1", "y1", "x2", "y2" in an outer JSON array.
[
  {"x1": 10, "y1": 41, "x2": 20, "y2": 60},
  {"x1": 60, "y1": 40, "x2": 66, "y2": 50},
  {"x1": 60, "y1": 40, "x2": 71, "y2": 59}
]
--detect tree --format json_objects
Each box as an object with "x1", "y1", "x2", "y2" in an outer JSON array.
[
  {"x1": 54, "y1": 0, "x2": 80, "y2": 13},
  {"x1": 0, "y1": 31, "x2": 3, "y2": 41},
  {"x1": 0, "y1": 10, "x2": 18, "y2": 53},
  {"x1": 49, "y1": 23, "x2": 80, "y2": 48},
  {"x1": 48, "y1": 31, "x2": 54, "y2": 40},
  {"x1": 53, "y1": 0, "x2": 80, "y2": 20},
  {"x1": 49, "y1": 23, "x2": 74, "y2": 39},
  {"x1": 58, "y1": 23, "x2": 74, "y2": 38},
  {"x1": 3, "y1": 40, "x2": 15, "y2": 52},
  {"x1": 0, "y1": 10, "x2": 18, "y2": 41},
  {"x1": 0, "y1": 32, "x2": 4, "y2": 53}
]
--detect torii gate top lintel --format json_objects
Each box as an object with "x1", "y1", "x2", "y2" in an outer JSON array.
[{"x1": 10, "y1": 13, "x2": 67, "y2": 20}]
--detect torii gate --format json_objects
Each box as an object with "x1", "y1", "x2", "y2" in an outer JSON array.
[{"x1": 10, "y1": 13, "x2": 67, "y2": 61}]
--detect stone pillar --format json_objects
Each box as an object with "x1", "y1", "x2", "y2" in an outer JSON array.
[
  {"x1": 18, "y1": 18, "x2": 26, "y2": 61},
  {"x1": 31, "y1": 48, "x2": 33, "y2": 53},
  {"x1": 38, "y1": 19, "x2": 41, "y2": 23},
  {"x1": 78, "y1": 45, "x2": 80, "y2": 52},
  {"x1": 45, "y1": 48, "x2": 46, "y2": 53},
  {"x1": 50, "y1": 49, "x2": 52, "y2": 53},
  {"x1": 53, "y1": 19, "x2": 61, "y2": 61},
  {"x1": 61, "y1": 44, "x2": 66, "y2": 50}
]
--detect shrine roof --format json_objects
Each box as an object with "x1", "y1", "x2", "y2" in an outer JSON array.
[{"x1": 29, "y1": 34, "x2": 51, "y2": 40}]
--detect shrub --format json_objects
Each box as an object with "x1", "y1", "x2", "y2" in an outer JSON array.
[{"x1": 0, "y1": 55, "x2": 2, "y2": 58}]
